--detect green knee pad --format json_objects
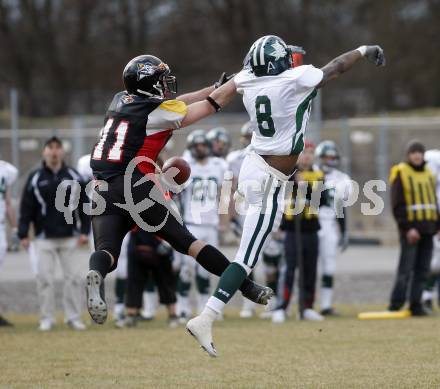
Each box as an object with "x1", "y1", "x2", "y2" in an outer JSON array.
[{"x1": 322, "y1": 274, "x2": 333, "y2": 288}]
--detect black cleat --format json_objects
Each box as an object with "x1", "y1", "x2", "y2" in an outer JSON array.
[
  {"x1": 0, "y1": 315, "x2": 13, "y2": 327},
  {"x1": 241, "y1": 282, "x2": 274, "y2": 305},
  {"x1": 86, "y1": 270, "x2": 107, "y2": 324}
]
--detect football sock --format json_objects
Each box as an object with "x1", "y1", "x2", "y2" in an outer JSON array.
[
  {"x1": 89, "y1": 250, "x2": 113, "y2": 279},
  {"x1": 207, "y1": 263, "x2": 248, "y2": 314},
  {"x1": 195, "y1": 245, "x2": 254, "y2": 293}
]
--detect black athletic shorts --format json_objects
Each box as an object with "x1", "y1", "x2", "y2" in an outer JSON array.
[{"x1": 91, "y1": 174, "x2": 196, "y2": 267}]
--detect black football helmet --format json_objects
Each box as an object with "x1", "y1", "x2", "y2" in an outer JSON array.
[{"x1": 123, "y1": 55, "x2": 177, "y2": 98}]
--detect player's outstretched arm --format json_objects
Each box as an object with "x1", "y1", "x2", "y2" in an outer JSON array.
[
  {"x1": 177, "y1": 85, "x2": 215, "y2": 105},
  {"x1": 177, "y1": 72, "x2": 234, "y2": 105},
  {"x1": 180, "y1": 78, "x2": 237, "y2": 128},
  {"x1": 318, "y1": 45, "x2": 385, "y2": 88}
]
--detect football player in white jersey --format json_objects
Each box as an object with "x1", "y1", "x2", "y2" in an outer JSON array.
[
  {"x1": 0, "y1": 159, "x2": 18, "y2": 326},
  {"x1": 315, "y1": 141, "x2": 353, "y2": 316},
  {"x1": 422, "y1": 149, "x2": 440, "y2": 310},
  {"x1": 186, "y1": 34, "x2": 385, "y2": 356},
  {"x1": 176, "y1": 130, "x2": 228, "y2": 322}
]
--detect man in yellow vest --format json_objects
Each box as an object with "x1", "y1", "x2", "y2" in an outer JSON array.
[{"x1": 389, "y1": 140, "x2": 440, "y2": 316}]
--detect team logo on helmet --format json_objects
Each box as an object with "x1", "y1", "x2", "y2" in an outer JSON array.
[
  {"x1": 270, "y1": 41, "x2": 287, "y2": 60},
  {"x1": 137, "y1": 63, "x2": 155, "y2": 81}
]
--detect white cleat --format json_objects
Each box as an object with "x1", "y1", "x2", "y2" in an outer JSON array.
[
  {"x1": 302, "y1": 308, "x2": 324, "y2": 321},
  {"x1": 86, "y1": 270, "x2": 107, "y2": 324},
  {"x1": 186, "y1": 315, "x2": 217, "y2": 357},
  {"x1": 271, "y1": 309, "x2": 286, "y2": 324}
]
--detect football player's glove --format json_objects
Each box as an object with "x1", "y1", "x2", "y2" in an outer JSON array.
[
  {"x1": 214, "y1": 72, "x2": 236, "y2": 89},
  {"x1": 358, "y1": 45, "x2": 385, "y2": 67}
]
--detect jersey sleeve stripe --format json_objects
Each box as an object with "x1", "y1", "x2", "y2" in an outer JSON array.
[
  {"x1": 146, "y1": 100, "x2": 187, "y2": 131},
  {"x1": 158, "y1": 100, "x2": 187, "y2": 115}
]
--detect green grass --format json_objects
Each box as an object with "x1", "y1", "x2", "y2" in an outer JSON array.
[{"x1": 1, "y1": 306, "x2": 439, "y2": 389}]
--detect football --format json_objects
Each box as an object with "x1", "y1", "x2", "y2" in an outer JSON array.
[{"x1": 162, "y1": 156, "x2": 191, "y2": 185}]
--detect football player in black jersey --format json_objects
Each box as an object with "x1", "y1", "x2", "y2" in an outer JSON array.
[{"x1": 86, "y1": 54, "x2": 274, "y2": 324}]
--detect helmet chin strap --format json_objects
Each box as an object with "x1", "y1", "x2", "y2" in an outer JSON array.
[{"x1": 136, "y1": 82, "x2": 165, "y2": 98}]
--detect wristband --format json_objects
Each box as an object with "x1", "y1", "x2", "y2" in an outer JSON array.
[
  {"x1": 206, "y1": 96, "x2": 221, "y2": 112},
  {"x1": 356, "y1": 46, "x2": 367, "y2": 56}
]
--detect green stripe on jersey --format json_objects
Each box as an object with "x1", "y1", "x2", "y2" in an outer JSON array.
[{"x1": 291, "y1": 89, "x2": 318, "y2": 155}]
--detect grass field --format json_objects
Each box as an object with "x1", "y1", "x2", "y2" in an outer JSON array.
[{"x1": 1, "y1": 306, "x2": 439, "y2": 389}]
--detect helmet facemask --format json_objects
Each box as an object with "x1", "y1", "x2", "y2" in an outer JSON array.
[{"x1": 151, "y1": 67, "x2": 177, "y2": 98}]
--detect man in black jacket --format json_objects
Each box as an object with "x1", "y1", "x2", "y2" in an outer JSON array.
[{"x1": 18, "y1": 136, "x2": 90, "y2": 331}]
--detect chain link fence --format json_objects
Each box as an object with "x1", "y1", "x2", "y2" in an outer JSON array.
[{"x1": 2, "y1": 109, "x2": 440, "y2": 245}]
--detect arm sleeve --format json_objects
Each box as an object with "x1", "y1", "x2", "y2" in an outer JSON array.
[
  {"x1": 18, "y1": 173, "x2": 38, "y2": 239},
  {"x1": 297, "y1": 65, "x2": 324, "y2": 89},
  {"x1": 146, "y1": 100, "x2": 188, "y2": 131}
]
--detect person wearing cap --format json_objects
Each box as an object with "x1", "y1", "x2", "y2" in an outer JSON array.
[
  {"x1": 388, "y1": 140, "x2": 440, "y2": 316},
  {"x1": 18, "y1": 136, "x2": 90, "y2": 330}
]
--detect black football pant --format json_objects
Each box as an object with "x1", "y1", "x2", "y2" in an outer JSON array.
[
  {"x1": 279, "y1": 230, "x2": 319, "y2": 310},
  {"x1": 92, "y1": 174, "x2": 197, "y2": 272},
  {"x1": 389, "y1": 232, "x2": 433, "y2": 311}
]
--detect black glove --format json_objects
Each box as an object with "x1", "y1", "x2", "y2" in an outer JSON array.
[
  {"x1": 363, "y1": 45, "x2": 386, "y2": 66},
  {"x1": 214, "y1": 72, "x2": 236, "y2": 88}
]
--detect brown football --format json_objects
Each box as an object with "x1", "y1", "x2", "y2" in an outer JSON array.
[{"x1": 162, "y1": 157, "x2": 191, "y2": 185}]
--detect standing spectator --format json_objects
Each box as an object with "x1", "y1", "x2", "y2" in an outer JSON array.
[
  {"x1": 389, "y1": 140, "x2": 440, "y2": 316},
  {"x1": 18, "y1": 137, "x2": 90, "y2": 331},
  {"x1": 0, "y1": 159, "x2": 18, "y2": 326}
]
